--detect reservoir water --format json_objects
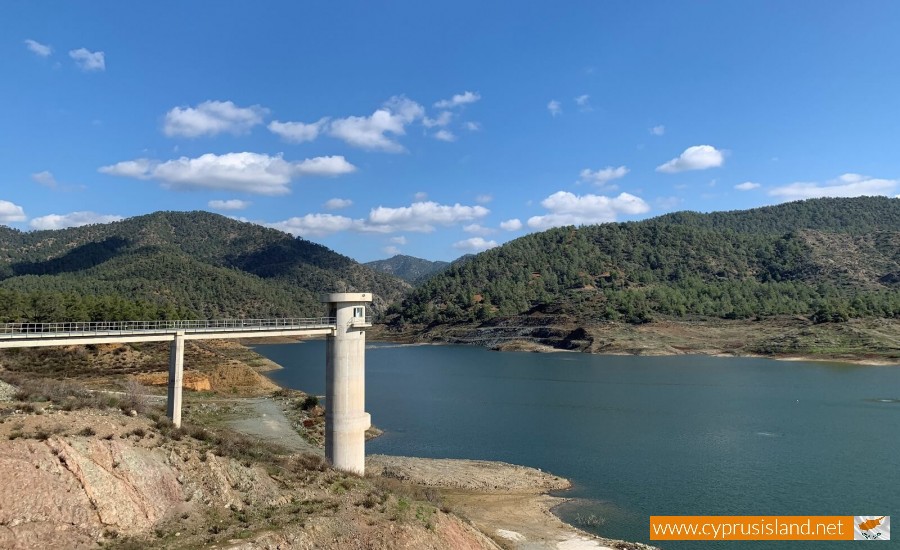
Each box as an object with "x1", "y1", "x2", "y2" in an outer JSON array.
[{"x1": 255, "y1": 341, "x2": 899, "y2": 547}]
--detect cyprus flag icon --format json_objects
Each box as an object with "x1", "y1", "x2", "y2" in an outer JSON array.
[{"x1": 854, "y1": 516, "x2": 890, "y2": 540}]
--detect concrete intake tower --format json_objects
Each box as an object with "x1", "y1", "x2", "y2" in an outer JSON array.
[{"x1": 321, "y1": 293, "x2": 372, "y2": 475}]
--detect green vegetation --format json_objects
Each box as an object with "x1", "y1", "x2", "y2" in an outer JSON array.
[
  {"x1": 0, "y1": 211, "x2": 409, "y2": 321},
  {"x1": 299, "y1": 394, "x2": 319, "y2": 410},
  {"x1": 393, "y1": 197, "x2": 900, "y2": 325},
  {"x1": 364, "y1": 254, "x2": 451, "y2": 285},
  {"x1": 3, "y1": 199, "x2": 898, "y2": 332}
]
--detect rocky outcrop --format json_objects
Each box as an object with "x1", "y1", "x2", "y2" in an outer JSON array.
[
  {"x1": 0, "y1": 415, "x2": 500, "y2": 550},
  {"x1": 0, "y1": 437, "x2": 181, "y2": 548},
  {"x1": 0, "y1": 433, "x2": 282, "y2": 550}
]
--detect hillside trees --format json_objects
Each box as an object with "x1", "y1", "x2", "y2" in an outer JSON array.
[{"x1": 395, "y1": 197, "x2": 900, "y2": 325}]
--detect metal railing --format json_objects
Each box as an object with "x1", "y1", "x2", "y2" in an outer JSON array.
[{"x1": 0, "y1": 317, "x2": 337, "y2": 339}]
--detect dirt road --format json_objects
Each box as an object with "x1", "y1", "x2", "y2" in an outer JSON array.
[{"x1": 226, "y1": 397, "x2": 321, "y2": 454}]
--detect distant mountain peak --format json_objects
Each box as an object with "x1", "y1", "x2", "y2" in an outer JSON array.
[{"x1": 364, "y1": 255, "x2": 451, "y2": 285}]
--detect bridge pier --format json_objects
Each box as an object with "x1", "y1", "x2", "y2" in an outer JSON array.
[
  {"x1": 166, "y1": 331, "x2": 185, "y2": 428},
  {"x1": 321, "y1": 293, "x2": 372, "y2": 475}
]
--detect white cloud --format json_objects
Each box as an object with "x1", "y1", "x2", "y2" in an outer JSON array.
[
  {"x1": 164, "y1": 100, "x2": 268, "y2": 138},
  {"x1": 269, "y1": 213, "x2": 357, "y2": 237},
  {"x1": 294, "y1": 156, "x2": 357, "y2": 176},
  {"x1": 24, "y1": 39, "x2": 52, "y2": 57},
  {"x1": 650, "y1": 125, "x2": 666, "y2": 136},
  {"x1": 414, "y1": 191, "x2": 428, "y2": 200},
  {"x1": 527, "y1": 191, "x2": 650, "y2": 230},
  {"x1": 98, "y1": 158, "x2": 153, "y2": 179},
  {"x1": 547, "y1": 100, "x2": 562, "y2": 117},
  {"x1": 434, "y1": 129, "x2": 457, "y2": 142},
  {"x1": 208, "y1": 199, "x2": 251, "y2": 211},
  {"x1": 768, "y1": 173, "x2": 898, "y2": 201},
  {"x1": 657, "y1": 145, "x2": 724, "y2": 173},
  {"x1": 423, "y1": 111, "x2": 453, "y2": 128},
  {"x1": 99, "y1": 152, "x2": 356, "y2": 195},
  {"x1": 463, "y1": 223, "x2": 494, "y2": 235},
  {"x1": 328, "y1": 96, "x2": 423, "y2": 152},
  {"x1": 475, "y1": 194, "x2": 492, "y2": 204},
  {"x1": 453, "y1": 237, "x2": 498, "y2": 252},
  {"x1": 434, "y1": 91, "x2": 481, "y2": 109},
  {"x1": 69, "y1": 48, "x2": 105, "y2": 71},
  {"x1": 734, "y1": 181, "x2": 761, "y2": 191},
  {"x1": 574, "y1": 94, "x2": 592, "y2": 111},
  {"x1": 0, "y1": 200, "x2": 27, "y2": 223},
  {"x1": 464, "y1": 121, "x2": 481, "y2": 131},
  {"x1": 31, "y1": 171, "x2": 57, "y2": 188},
  {"x1": 268, "y1": 117, "x2": 329, "y2": 143},
  {"x1": 29, "y1": 211, "x2": 122, "y2": 230},
  {"x1": 367, "y1": 201, "x2": 489, "y2": 233},
  {"x1": 324, "y1": 197, "x2": 353, "y2": 210},
  {"x1": 579, "y1": 166, "x2": 629, "y2": 187},
  {"x1": 383, "y1": 245, "x2": 401, "y2": 256},
  {"x1": 500, "y1": 218, "x2": 523, "y2": 231},
  {"x1": 390, "y1": 235, "x2": 407, "y2": 245},
  {"x1": 268, "y1": 200, "x2": 489, "y2": 238}
]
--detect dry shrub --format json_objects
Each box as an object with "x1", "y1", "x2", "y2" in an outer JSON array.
[
  {"x1": 121, "y1": 377, "x2": 149, "y2": 414},
  {"x1": 290, "y1": 452, "x2": 328, "y2": 473},
  {"x1": 210, "y1": 430, "x2": 290, "y2": 466},
  {"x1": 370, "y1": 476, "x2": 444, "y2": 509},
  {"x1": 3, "y1": 374, "x2": 116, "y2": 411}
]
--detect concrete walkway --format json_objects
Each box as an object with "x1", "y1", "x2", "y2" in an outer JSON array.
[{"x1": 226, "y1": 397, "x2": 321, "y2": 454}]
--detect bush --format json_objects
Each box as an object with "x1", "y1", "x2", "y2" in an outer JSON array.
[
  {"x1": 121, "y1": 378, "x2": 149, "y2": 414},
  {"x1": 129, "y1": 427, "x2": 147, "y2": 438},
  {"x1": 298, "y1": 395, "x2": 319, "y2": 411},
  {"x1": 211, "y1": 431, "x2": 287, "y2": 465},
  {"x1": 291, "y1": 452, "x2": 328, "y2": 473}
]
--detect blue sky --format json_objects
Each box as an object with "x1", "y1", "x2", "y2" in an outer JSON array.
[{"x1": 2, "y1": 2, "x2": 899, "y2": 262}]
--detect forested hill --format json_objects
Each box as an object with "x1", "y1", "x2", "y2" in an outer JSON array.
[
  {"x1": 364, "y1": 255, "x2": 451, "y2": 285},
  {"x1": 0, "y1": 211, "x2": 410, "y2": 321},
  {"x1": 394, "y1": 197, "x2": 900, "y2": 325}
]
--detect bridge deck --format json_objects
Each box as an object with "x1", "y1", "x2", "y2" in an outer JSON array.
[{"x1": 0, "y1": 317, "x2": 372, "y2": 348}]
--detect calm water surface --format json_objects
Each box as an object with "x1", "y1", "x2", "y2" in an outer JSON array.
[{"x1": 256, "y1": 341, "x2": 899, "y2": 548}]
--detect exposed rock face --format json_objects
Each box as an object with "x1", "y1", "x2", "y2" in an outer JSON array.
[
  {"x1": 0, "y1": 416, "x2": 499, "y2": 550},
  {"x1": 0, "y1": 434, "x2": 286, "y2": 550},
  {"x1": 0, "y1": 437, "x2": 182, "y2": 549}
]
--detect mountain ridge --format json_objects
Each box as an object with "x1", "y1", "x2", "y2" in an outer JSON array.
[
  {"x1": 0, "y1": 211, "x2": 410, "y2": 321},
  {"x1": 392, "y1": 197, "x2": 900, "y2": 327},
  {"x1": 364, "y1": 254, "x2": 451, "y2": 285}
]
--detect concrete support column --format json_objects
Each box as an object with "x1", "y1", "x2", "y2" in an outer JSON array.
[
  {"x1": 167, "y1": 331, "x2": 185, "y2": 428},
  {"x1": 321, "y1": 293, "x2": 372, "y2": 475}
]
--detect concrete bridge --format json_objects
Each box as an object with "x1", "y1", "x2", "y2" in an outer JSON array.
[{"x1": 0, "y1": 292, "x2": 373, "y2": 474}]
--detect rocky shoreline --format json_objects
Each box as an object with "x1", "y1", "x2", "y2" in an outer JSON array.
[
  {"x1": 371, "y1": 316, "x2": 900, "y2": 366},
  {"x1": 366, "y1": 455, "x2": 658, "y2": 550}
]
